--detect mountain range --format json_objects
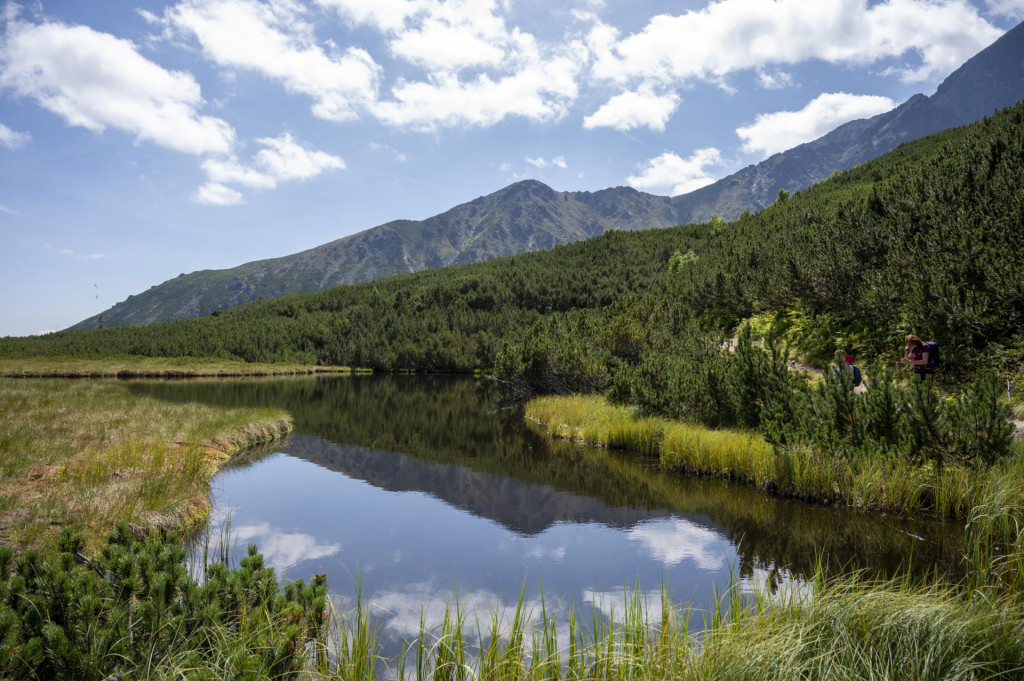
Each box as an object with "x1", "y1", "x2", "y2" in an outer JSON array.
[{"x1": 72, "y1": 20, "x2": 1024, "y2": 330}]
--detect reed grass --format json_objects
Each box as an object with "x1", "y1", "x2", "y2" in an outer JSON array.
[
  {"x1": 0, "y1": 377, "x2": 292, "y2": 551},
  {"x1": 0, "y1": 355, "x2": 353, "y2": 377},
  {"x1": 318, "y1": 573, "x2": 1024, "y2": 681},
  {"x1": 526, "y1": 395, "x2": 1024, "y2": 519}
]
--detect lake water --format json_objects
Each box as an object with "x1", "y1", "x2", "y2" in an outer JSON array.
[{"x1": 132, "y1": 375, "x2": 962, "y2": 653}]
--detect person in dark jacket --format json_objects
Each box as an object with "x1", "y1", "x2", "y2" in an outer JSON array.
[{"x1": 902, "y1": 334, "x2": 931, "y2": 381}]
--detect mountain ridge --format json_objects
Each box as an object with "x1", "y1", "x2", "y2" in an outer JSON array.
[
  {"x1": 72, "y1": 182, "x2": 677, "y2": 329},
  {"x1": 70, "y1": 20, "x2": 1024, "y2": 331},
  {"x1": 671, "y1": 20, "x2": 1024, "y2": 223}
]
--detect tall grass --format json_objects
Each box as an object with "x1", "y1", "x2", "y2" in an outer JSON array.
[
  {"x1": 526, "y1": 395, "x2": 1024, "y2": 519},
  {"x1": 0, "y1": 377, "x2": 292, "y2": 551},
  {"x1": 320, "y1": 573, "x2": 1024, "y2": 681}
]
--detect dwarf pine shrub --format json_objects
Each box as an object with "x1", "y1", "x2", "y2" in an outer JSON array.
[{"x1": 0, "y1": 523, "x2": 328, "y2": 680}]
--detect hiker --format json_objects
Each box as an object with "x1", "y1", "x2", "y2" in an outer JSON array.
[
  {"x1": 834, "y1": 350, "x2": 863, "y2": 387},
  {"x1": 902, "y1": 334, "x2": 934, "y2": 381}
]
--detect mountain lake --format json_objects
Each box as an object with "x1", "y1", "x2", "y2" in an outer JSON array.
[{"x1": 130, "y1": 375, "x2": 964, "y2": 659}]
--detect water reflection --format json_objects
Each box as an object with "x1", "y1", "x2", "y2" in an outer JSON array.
[{"x1": 133, "y1": 375, "x2": 963, "y2": 646}]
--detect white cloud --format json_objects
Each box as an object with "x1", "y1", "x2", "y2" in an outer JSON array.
[
  {"x1": 0, "y1": 122, "x2": 30, "y2": 149},
  {"x1": 195, "y1": 182, "x2": 245, "y2": 205},
  {"x1": 316, "y1": 0, "x2": 424, "y2": 32},
  {"x1": 583, "y1": 86, "x2": 680, "y2": 132},
  {"x1": 373, "y1": 47, "x2": 585, "y2": 131},
  {"x1": 737, "y1": 92, "x2": 897, "y2": 157},
  {"x1": 755, "y1": 68, "x2": 794, "y2": 90},
  {"x1": 0, "y1": 18, "x2": 234, "y2": 154},
  {"x1": 254, "y1": 133, "x2": 345, "y2": 180},
  {"x1": 0, "y1": 203, "x2": 16, "y2": 215},
  {"x1": 389, "y1": 1, "x2": 509, "y2": 71},
  {"x1": 627, "y1": 148, "x2": 723, "y2": 196},
  {"x1": 524, "y1": 155, "x2": 567, "y2": 169},
  {"x1": 196, "y1": 133, "x2": 345, "y2": 204},
  {"x1": 588, "y1": 0, "x2": 1002, "y2": 86},
  {"x1": 984, "y1": 0, "x2": 1024, "y2": 18},
  {"x1": 202, "y1": 157, "x2": 277, "y2": 189},
  {"x1": 322, "y1": 0, "x2": 589, "y2": 131},
  {"x1": 163, "y1": 0, "x2": 381, "y2": 122},
  {"x1": 320, "y1": 0, "x2": 510, "y2": 71}
]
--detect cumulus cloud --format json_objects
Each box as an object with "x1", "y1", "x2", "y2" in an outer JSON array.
[
  {"x1": 316, "y1": 0, "x2": 424, "y2": 32},
  {"x1": 627, "y1": 148, "x2": 723, "y2": 196},
  {"x1": 756, "y1": 68, "x2": 795, "y2": 90},
  {"x1": 583, "y1": 86, "x2": 680, "y2": 132},
  {"x1": 195, "y1": 133, "x2": 345, "y2": 204},
  {"x1": 524, "y1": 155, "x2": 567, "y2": 169},
  {"x1": 162, "y1": 0, "x2": 381, "y2": 122},
  {"x1": 195, "y1": 181, "x2": 245, "y2": 205},
  {"x1": 736, "y1": 92, "x2": 897, "y2": 157},
  {"x1": 0, "y1": 122, "x2": 30, "y2": 149},
  {"x1": 372, "y1": 48, "x2": 585, "y2": 131},
  {"x1": 0, "y1": 17, "x2": 233, "y2": 154},
  {"x1": 984, "y1": 0, "x2": 1024, "y2": 18},
  {"x1": 588, "y1": 0, "x2": 1002, "y2": 87},
  {"x1": 320, "y1": 0, "x2": 589, "y2": 131}
]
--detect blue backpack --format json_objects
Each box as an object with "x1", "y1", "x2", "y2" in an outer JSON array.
[
  {"x1": 851, "y1": 365, "x2": 862, "y2": 387},
  {"x1": 924, "y1": 341, "x2": 940, "y2": 371}
]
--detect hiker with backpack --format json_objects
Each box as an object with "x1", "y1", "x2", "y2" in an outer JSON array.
[
  {"x1": 833, "y1": 350, "x2": 863, "y2": 387},
  {"x1": 902, "y1": 334, "x2": 939, "y2": 380}
]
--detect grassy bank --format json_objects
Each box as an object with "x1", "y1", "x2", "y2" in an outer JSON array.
[
  {"x1": 0, "y1": 377, "x2": 292, "y2": 551},
  {"x1": 526, "y1": 394, "x2": 1024, "y2": 519},
  {"x1": 0, "y1": 355, "x2": 354, "y2": 378}
]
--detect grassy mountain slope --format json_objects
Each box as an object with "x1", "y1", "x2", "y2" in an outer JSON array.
[
  {"x1": 71, "y1": 182, "x2": 676, "y2": 330},
  {"x1": 6, "y1": 102, "x2": 1023, "y2": 378}
]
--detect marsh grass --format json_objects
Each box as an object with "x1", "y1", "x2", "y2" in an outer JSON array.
[
  {"x1": 0, "y1": 355, "x2": 353, "y2": 378},
  {"x1": 526, "y1": 395, "x2": 1024, "y2": 519},
  {"x1": 319, "y1": 573, "x2": 1024, "y2": 681},
  {"x1": 0, "y1": 377, "x2": 291, "y2": 551}
]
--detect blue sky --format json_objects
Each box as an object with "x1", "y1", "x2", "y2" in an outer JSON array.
[{"x1": 1, "y1": 0, "x2": 1022, "y2": 336}]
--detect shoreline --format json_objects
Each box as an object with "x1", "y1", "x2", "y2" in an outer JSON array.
[
  {"x1": 0, "y1": 356, "x2": 356, "y2": 378},
  {"x1": 0, "y1": 376, "x2": 294, "y2": 551},
  {"x1": 525, "y1": 394, "x2": 1024, "y2": 521}
]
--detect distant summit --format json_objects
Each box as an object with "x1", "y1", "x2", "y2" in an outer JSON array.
[
  {"x1": 72, "y1": 181, "x2": 676, "y2": 329},
  {"x1": 670, "y1": 20, "x2": 1024, "y2": 223},
  {"x1": 72, "y1": 21, "x2": 1024, "y2": 330}
]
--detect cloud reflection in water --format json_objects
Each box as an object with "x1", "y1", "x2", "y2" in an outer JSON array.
[
  {"x1": 230, "y1": 521, "x2": 342, "y2": 573},
  {"x1": 627, "y1": 517, "x2": 727, "y2": 570}
]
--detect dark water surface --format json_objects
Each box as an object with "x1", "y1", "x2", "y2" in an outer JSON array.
[{"x1": 133, "y1": 375, "x2": 962, "y2": 647}]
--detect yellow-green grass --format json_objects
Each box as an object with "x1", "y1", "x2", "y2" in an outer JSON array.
[
  {"x1": 321, "y1": 572, "x2": 1024, "y2": 681},
  {"x1": 526, "y1": 394, "x2": 1024, "y2": 519},
  {"x1": 0, "y1": 355, "x2": 355, "y2": 378},
  {"x1": 0, "y1": 377, "x2": 292, "y2": 551}
]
